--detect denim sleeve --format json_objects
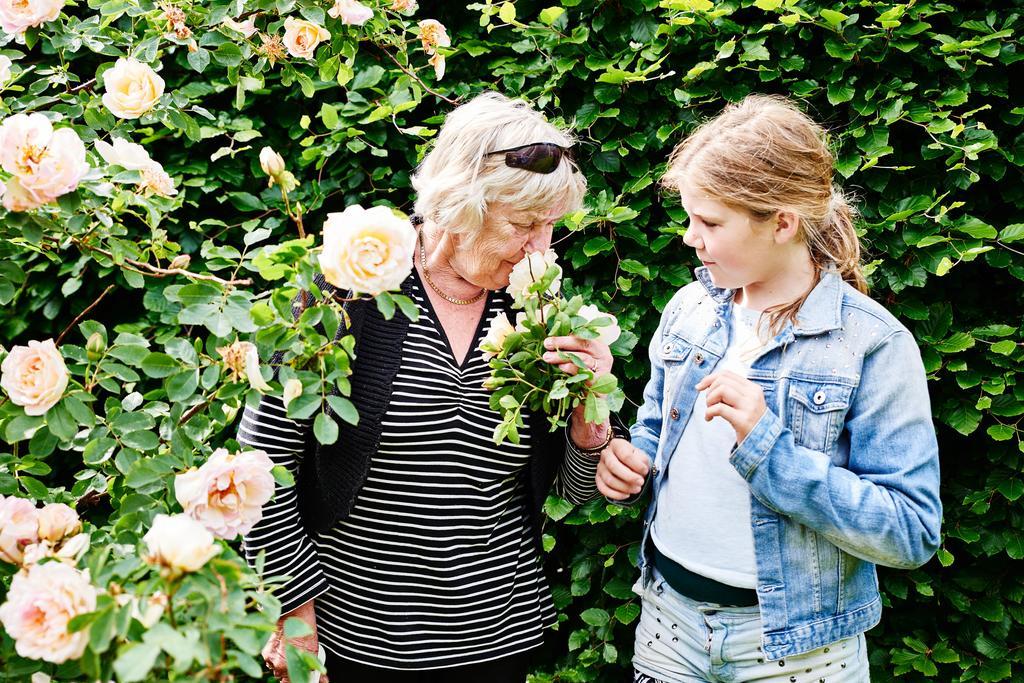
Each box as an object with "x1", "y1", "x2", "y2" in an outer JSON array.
[{"x1": 729, "y1": 329, "x2": 942, "y2": 570}]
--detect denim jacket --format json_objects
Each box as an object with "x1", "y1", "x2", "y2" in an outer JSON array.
[{"x1": 629, "y1": 266, "x2": 942, "y2": 660}]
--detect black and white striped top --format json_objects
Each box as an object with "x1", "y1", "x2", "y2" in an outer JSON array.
[{"x1": 239, "y1": 273, "x2": 600, "y2": 669}]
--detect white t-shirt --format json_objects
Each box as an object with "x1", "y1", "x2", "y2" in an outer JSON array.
[{"x1": 651, "y1": 303, "x2": 766, "y2": 589}]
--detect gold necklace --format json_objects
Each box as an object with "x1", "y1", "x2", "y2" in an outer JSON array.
[{"x1": 419, "y1": 231, "x2": 487, "y2": 306}]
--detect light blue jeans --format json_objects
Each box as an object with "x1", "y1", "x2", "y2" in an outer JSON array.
[{"x1": 632, "y1": 570, "x2": 870, "y2": 683}]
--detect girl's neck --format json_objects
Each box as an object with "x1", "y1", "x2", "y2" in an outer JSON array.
[{"x1": 735, "y1": 251, "x2": 818, "y2": 312}]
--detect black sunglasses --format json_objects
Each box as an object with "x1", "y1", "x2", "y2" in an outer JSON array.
[{"x1": 484, "y1": 142, "x2": 579, "y2": 174}]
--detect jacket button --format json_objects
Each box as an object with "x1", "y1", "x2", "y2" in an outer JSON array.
[
  {"x1": 663, "y1": 342, "x2": 673, "y2": 354},
  {"x1": 813, "y1": 391, "x2": 826, "y2": 405},
  {"x1": 670, "y1": 408, "x2": 680, "y2": 420},
  {"x1": 694, "y1": 353, "x2": 705, "y2": 365}
]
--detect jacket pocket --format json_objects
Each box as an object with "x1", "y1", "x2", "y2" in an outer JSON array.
[{"x1": 786, "y1": 378, "x2": 854, "y2": 452}]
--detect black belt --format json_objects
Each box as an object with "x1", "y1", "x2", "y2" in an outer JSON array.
[{"x1": 652, "y1": 544, "x2": 759, "y2": 607}]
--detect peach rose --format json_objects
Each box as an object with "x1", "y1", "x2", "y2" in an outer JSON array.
[
  {"x1": 0, "y1": 495, "x2": 39, "y2": 565},
  {"x1": 1, "y1": 176, "x2": 46, "y2": 212},
  {"x1": 101, "y1": 57, "x2": 165, "y2": 119},
  {"x1": 216, "y1": 340, "x2": 271, "y2": 393},
  {"x1": 318, "y1": 204, "x2": 417, "y2": 295},
  {"x1": 0, "y1": 113, "x2": 88, "y2": 205},
  {"x1": 0, "y1": 562, "x2": 97, "y2": 663},
  {"x1": 143, "y1": 513, "x2": 220, "y2": 575},
  {"x1": 0, "y1": 0, "x2": 64, "y2": 36},
  {"x1": 282, "y1": 17, "x2": 330, "y2": 60},
  {"x1": 328, "y1": 0, "x2": 372, "y2": 25},
  {"x1": 0, "y1": 338, "x2": 69, "y2": 416},
  {"x1": 418, "y1": 19, "x2": 450, "y2": 80},
  {"x1": 175, "y1": 448, "x2": 276, "y2": 539},
  {"x1": 36, "y1": 503, "x2": 81, "y2": 542},
  {"x1": 390, "y1": 0, "x2": 417, "y2": 14},
  {"x1": 506, "y1": 250, "x2": 561, "y2": 305}
]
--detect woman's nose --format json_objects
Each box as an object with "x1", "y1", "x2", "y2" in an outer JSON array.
[{"x1": 526, "y1": 225, "x2": 554, "y2": 253}]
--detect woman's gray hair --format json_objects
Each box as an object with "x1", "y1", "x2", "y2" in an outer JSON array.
[{"x1": 411, "y1": 92, "x2": 587, "y2": 239}]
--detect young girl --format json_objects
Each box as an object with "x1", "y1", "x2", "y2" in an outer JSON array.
[{"x1": 597, "y1": 95, "x2": 942, "y2": 682}]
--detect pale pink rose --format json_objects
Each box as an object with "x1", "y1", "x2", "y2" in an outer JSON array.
[
  {"x1": 282, "y1": 17, "x2": 330, "y2": 60},
  {"x1": 0, "y1": 113, "x2": 88, "y2": 205},
  {"x1": 175, "y1": 448, "x2": 275, "y2": 539},
  {"x1": 0, "y1": 562, "x2": 97, "y2": 663},
  {"x1": 418, "y1": 18, "x2": 449, "y2": 54},
  {"x1": 0, "y1": 495, "x2": 39, "y2": 565},
  {"x1": 0, "y1": 339, "x2": 69, "y2": 416},
  {"x1": 139, "y1": 165, "x2": 176, "y2": 197},
  {"x1": 143, "y1": 513, "x2": 220, "y2": 575},
  {"x1": 221, "y1": 16, "x2": 257, "y2": 38},
  {"x1": 216, "y1": 340, "x2": 271, "y2": 392},
  {"x1": 318, "y1": 205, "x2": 417, "y2": 295},
  {"x1": 328, "y1": 0, "x2": 372, "y2": 25},
  {"x1": 36, "y1": 503, "x2": 81, "y2": 542},
  {"x1": 101, "y1": 57, "x2": 165, "y2": 119},
  {"x1": 95, "y1": 136, "x2": 154, "y2": 171},
  {"x1": 1, "y1": 176, "x2": 46, "y2": 212},
  {"x1": 0, "y1": 0, "x2": 65, "y2": 36}
]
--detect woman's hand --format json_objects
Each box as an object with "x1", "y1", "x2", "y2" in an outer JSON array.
[
  {"x1": 541, "y1": 335, "x2": 613, "y2": 385},
  {"x1": 597, "y1": 439, "x2": 651, "y2": 500},
  {"x1": 696, "y1": 370, "x2": 767, "y2": 445},
  {"x1": 262, "y1": 599, "x2": 329, "y2": 682}
]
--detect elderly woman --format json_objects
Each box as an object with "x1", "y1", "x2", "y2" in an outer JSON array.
[{"x1": 240, "y1": 92, "x2": 622, "y2": 682}]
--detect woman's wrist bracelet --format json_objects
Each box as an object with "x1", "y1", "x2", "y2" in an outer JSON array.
[{"x1": 573, "y1": 424, "x2": 613, "y2": 456}]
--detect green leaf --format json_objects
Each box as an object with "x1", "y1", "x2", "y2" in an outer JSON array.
[
  {"x1": 326, "y1": 395, "x2": 359, "y2": 426},
  {"x1": 999, "y1": 223, "x2": 1024, "y2": 242},
  {"x1": 113, "y1": 642, "x2": 161, "y2": 682},
  {"x1": 580, "y1": 607, "x2": 610, "y2": 627},
  {"x1": 313, "y1": 411, "x2": 339, "y2": 445},
  {"x1": 539, "y1": 7, "x2": 564, "y2": 24},
  {"x1": 615, "y1": 602, "x2": 641, "y2": 624},
  {"x1": 141, "y1": 352, "x2": 179, "y2": 378},
  {"x1": 820, "y1": 9, "x2": 848, "y2": 26},
  {"x1": 498, "y1": 2, "x2": 516, "y2": 23}
]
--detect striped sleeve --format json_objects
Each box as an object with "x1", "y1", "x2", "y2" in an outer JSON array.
[
  {"x1": 554, "y1": 429, "x2": 601, "y2": 504},
  {"x1": 238, "y1": 394, "x2": 330, "y2": 614}
]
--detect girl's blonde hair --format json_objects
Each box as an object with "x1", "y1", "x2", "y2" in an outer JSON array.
[
  {"x1": 662, "y1": 94, "x2": 865, "y2": 331},
  {"x1": 411, "y1": 92, "x2": 586, "y2": 241}
]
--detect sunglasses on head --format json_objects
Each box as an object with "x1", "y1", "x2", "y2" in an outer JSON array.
[{"x1": 484, "y1": 142, "x2": 579, "y2": 174}]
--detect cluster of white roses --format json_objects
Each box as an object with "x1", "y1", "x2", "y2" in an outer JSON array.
[{"x1": 480, "y1": 249, "x2": 622, "y2": 359}]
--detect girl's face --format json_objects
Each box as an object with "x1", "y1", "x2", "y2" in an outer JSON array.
[
  {"x1": 452, "y1": 201, "x2": 564, "y2": 290},
  {"x1": 678, "y1": 182, "x2": 783, "y2": 293}
]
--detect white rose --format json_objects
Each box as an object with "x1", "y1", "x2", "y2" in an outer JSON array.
[
  {"x1": 0, "y1": 338, "x2": 69, "y2": 416},
  {"x1": 143, "y1": 513, "x2": 220, "y2": 575},
  {"x1": 0, "y1": 0, "x2": 64, "y2": 35},
  {"x1": 259, "y1": 146, "x2": 285, "y2": 178},
  {"x1": 282, "y1": 17, "x2": 330, "y2": 60},
  {"x1": 1, "y1": 176, "x2": 46, "y2": 212},
  {"x1": 577, "y1": 304, "x2": 621, "y2": 346},
  {"x1": 0, "y1": 562, "x2": 97, "y2": 664},
  {"x1": 94, "y1": 136, "x2": 153, "y2": 171},
  {"x1": 0, "y1": 55, "x2": 12, "y2": 85},
  {"x1": 327, "y1": 0, "x2": 372, "y2": 25},
  {"x1": 221, "y1": 16, "x2": 257, "y2": 37},
  {"x1": 514, "y1": 303, "x2": 556, "y2": 332},
  {"x1": 282, "y1": 378, "x2": 303, "y2": 408},
  {"x1": 174, "y1": 448, "x2": 276, "y2": 539},
  {"x1": 479, "y1": 312, "x2": 515, "y2": 361},
  {"x1": 318, "y1": 204, "x2": 417, "y2": 295},
  {"x1": 101, "y1": 57, "x2": 165, "y2": 119},
  {"x1": 506, "y1": 250, "x2": 561, "y2": 305}
]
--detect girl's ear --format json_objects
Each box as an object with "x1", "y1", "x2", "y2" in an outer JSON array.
[{"x1": 773, "y1": 210, "x2": 801, "y2": 244}]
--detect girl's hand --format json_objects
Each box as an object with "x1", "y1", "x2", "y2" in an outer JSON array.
[
  {"x1": 541, "y1": 335, "x2": 613, "y2": 389},
  {"x1": 597, "y1": 438, "x2": 651, "y2": 500},
  {"x1": 696, "y1": 370, "x2": 767, "y2": 445}
]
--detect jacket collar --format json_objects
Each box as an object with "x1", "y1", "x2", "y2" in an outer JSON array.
[{"x1": 695, "y1": 265, "x2": 845, "y2": 336}]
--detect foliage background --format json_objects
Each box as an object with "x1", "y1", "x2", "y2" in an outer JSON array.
[{"x1": 1, "y1": 0, "x2": 1022, "y2": 680}]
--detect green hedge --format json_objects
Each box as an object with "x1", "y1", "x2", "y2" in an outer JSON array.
[{"x1": 1, "y1": 0, "x2": 1021, "y2": 680}]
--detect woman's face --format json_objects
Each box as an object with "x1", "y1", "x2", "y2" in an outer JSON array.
[{"x1": 451, "y1": 201, "x2": 565, "y2": 290}]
